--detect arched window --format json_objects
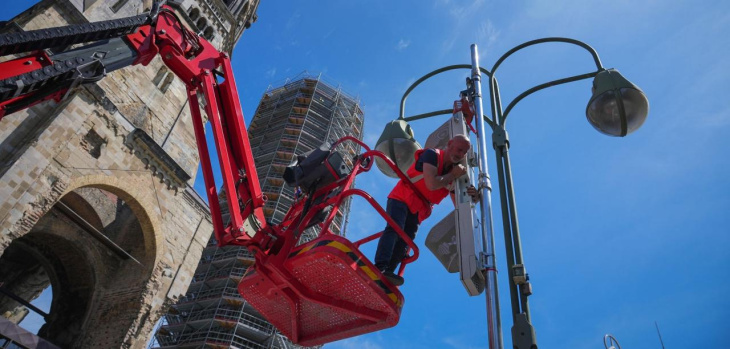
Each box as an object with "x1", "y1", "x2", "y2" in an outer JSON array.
[
  {"x1": 196, "y1": 17, "x2": 208, "y2": 31},
  {"x1": 152, "y1": 66, "x2": 168, "y2": 87},
  {"x1": 203, "y1": 27, "x2": 215, "y2": 41},
  {"x1": 160, "y1": 73, "x2": 175, "y2": 93},
  {"x1": 188, "y1": 7, "x2": 200, "y2": 21},
  {"x1": 152, "y1": 66, "x2": 174, "y2": 93}
]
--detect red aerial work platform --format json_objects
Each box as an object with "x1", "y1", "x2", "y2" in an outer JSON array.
[
  {"x1": 240, "y1": 235, "x2": 403, "y2": 346},
  {"x1": 238, "y1": 137, "x2": 426, "y2": 345}
]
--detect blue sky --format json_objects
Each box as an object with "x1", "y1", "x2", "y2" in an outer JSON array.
[{"x1": 5, "y1": 1, "x2": 730, "y2": 348}]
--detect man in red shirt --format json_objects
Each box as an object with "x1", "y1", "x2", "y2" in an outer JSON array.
[{"x1": 375, "y1": 134, "x2": 478, "y2": 286}]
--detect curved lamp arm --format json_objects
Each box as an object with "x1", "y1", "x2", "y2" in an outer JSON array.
[
  {"x1": 502, "y1": 71, "x2": 599, "y2": 122},
  {"x1": 399, "y1": 64, "x2": 496, "y2": 130},
  {"x1": 489, "y1": 37, "x2": 605, "y2": 125},
  {"x1": 399, "y1": 64, "x2": 471, "y2": 119},
  {"x1": 491, "y1": 37, "x2": 603, "y2": 75}
]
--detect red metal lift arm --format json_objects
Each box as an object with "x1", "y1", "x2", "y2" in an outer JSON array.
[
  {"x1": 142, "y1": 7, "x2": 268, "y2": 247},
  {"x1": 0, "y1": 3, "x2": 267, "y2": 249}
]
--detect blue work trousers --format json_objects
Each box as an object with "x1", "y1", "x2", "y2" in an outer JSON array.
[{"x1": 374, "y1": 198, "x2": 419, "y2": 273}]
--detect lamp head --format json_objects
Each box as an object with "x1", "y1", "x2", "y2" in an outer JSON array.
[
  {"x1": 375, "y1": 119, "x2": 421, "y2": 178},
  {"x1": 586, "y1": 69, "x2": 649, "y2": 137}
]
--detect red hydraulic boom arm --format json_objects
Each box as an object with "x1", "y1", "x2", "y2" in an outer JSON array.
[{"x1": 0, "y1": 1, "x2": 267, "y2": 249}]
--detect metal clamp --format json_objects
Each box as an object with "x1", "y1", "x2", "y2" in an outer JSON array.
[
  {"x1": 478, "y1": 172, "x2": 492, "y2": 191},
  {"x1": 512, "y1": 264, "x2": 527, "y2": 285},
  {"x1": 492, "y1": 126, "x2": 509, "y2": 148},
  {"x1": 479, "y1": 251, "x2": 494, "y2": 270},
  {"x1": 521, "y1": 281, "x2": 533, "y2": 296},
  {"x1": 465, "y1": 77, "x2": 482, "y2": 99}
]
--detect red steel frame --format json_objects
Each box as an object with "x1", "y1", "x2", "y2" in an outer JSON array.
[
  {"x1": 249, "y1": 137, "x2": 423, "y2": 265},
  {"x1": 238, "y1": 136, "x2": 429, "y2": 344},
  {"x1": 0, "y1": 51, "x2": 65, "y2": 118},
  {"x1": 126, "y1": 6, "x2": 268, "y2": 247}
]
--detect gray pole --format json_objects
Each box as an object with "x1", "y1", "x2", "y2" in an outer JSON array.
[{"x1": 470, "y1": 44, "x2": 503, "y2": 349}]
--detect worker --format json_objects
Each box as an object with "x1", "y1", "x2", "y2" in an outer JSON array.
[{"x1": 375, "y1": 134, "x2": 479, "y2": 286}]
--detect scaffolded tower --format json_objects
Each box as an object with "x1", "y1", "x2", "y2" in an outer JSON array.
[
  {"x1": 153, "y1": 74, "x2": 365, "y2": 348},
  {"x1": 251, "y1": 74, "x2": 364, "y2": 240}
]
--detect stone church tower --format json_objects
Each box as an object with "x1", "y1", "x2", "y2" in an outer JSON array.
[{"x1": 0, "y1": 0, "x2": 259, "y2": 348}]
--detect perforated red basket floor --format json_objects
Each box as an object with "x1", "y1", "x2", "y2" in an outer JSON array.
[{"x1": 238, "y1": 235, "x2": 404, "y2": 346}]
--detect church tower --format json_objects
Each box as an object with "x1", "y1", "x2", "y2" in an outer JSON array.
[{"x1": 0, "y1": 0, "x2": 259, "y2": 348}]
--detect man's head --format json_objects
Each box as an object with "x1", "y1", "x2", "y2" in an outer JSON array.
[{"x1": 445, "y1": 134, "x2": 470, "y2": 165}]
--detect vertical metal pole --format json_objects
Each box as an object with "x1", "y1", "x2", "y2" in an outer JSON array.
[
  {"x1": 490, "y1": 58, "x2": 538, "y2": 349},
  {"x1": 489, "y1": 75, "x2": 521, "y2": 319},
  {"x1": 470, "y1": 44, "x2": 503, "y2": 349},
  {"x1": 501, "y1": 150, "x2": 531, "y2": 319}
]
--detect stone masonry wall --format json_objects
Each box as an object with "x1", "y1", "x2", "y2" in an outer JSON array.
[
  {"x1": 0, "y1": 0, "x2": 227, "y2": 347},
  {"x1": 0, "y1": 83, "x2": 213, "y2": 348}
]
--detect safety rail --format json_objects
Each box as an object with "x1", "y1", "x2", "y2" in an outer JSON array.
[
  {"x1": 164, "y1": 306, "x2": 274, "y2": 335},
  {"x1": 261, "y1": 185, "x2": 286, "y2": 195},
  {"x1": 271, "y1": 158, "x2": 291, "y2": 166},
  {"x1": 177, "y1": 286, "x2": 241, "y2": 304},
  {"x1": 263, "y1": 135, "x2": 427, "y2": 272},
  {"x1": 224, "y1": 310, "x2": 274, "y2": 334},
  {"x1": 200, "y1": 246, "x2": 254, "y2": 262},
  {"x1": 156, "y1": 327, "x2": 269, "y2": 349},
  {"x1": 192, "y1": 266, "x2": 248, "y2": 283},
  {"x1": 280, "y1": 133, "x2": 299, "y2": 142},
  {"x1": 335, "y1": 138, "x2": 427, "y2": 265}
]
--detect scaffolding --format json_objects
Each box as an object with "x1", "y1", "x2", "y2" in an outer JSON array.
[
  {"x1": 153, "y1": 74, "x2": 364, "y2": 348},
  {"x1": 248, "y1": 73, "x2": 364, "y2": 241}
]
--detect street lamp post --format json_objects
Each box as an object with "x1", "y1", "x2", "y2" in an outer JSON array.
[
  {"x1": 485, "y1": 38, "x2": 648, "y2": 349},
  {"x1": 376, "y1": 38, "x2": 649, "y2": 349}
]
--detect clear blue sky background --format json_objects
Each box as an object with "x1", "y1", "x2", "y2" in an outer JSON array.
[{"x1": 4, "y1": 1, "x2": 730, "y2": 348}]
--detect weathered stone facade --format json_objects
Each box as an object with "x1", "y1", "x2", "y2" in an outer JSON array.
[{"x1": 0, "y1": 0, "x2": 259, "y2": 348}]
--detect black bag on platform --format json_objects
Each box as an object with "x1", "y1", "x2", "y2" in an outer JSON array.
[{"x1": 283, "y1": 143, "x2": 351, "y2": 193}]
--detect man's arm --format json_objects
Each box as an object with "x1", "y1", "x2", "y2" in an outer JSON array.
[
  {"x1": 466, "y1": 185, "x2": 480, "y2": 202},
  {"x1": 450, "y1": 185, "x2": 480, "y2": 206},
  {"x1": 422, "y1": 163, "x2": 466, "y2": 191}
]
